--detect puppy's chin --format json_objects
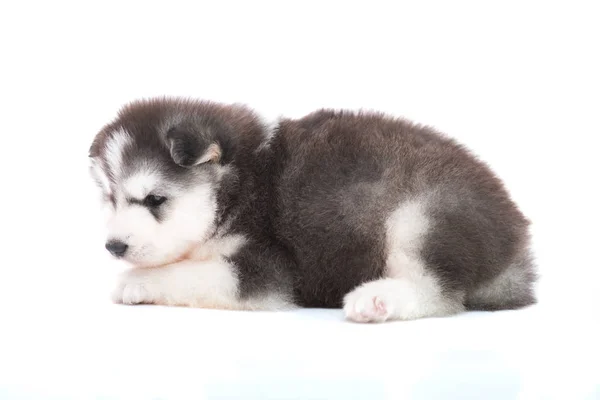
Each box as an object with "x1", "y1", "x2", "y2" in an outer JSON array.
[
  {"x1": 125, "y1": 249, "x2": 195, "y2": 269},
  {"x1": 124, "y1": 256, "x2": 177, "y2": 269},
  {"x1": 120, "y1": 238, "x2": 204, "y2": 268}
]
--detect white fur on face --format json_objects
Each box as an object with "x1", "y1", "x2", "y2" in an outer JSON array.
[
  {"x1": 90, "y1": 158, "x2": 112, "y2": 195},
  {"x1": 106, "y1": 170, "x2": 218, "y2": 268},
  {"x1": 105, "y1": 129, "x2": 132, "y2": 179},
  {"x1": 122, "y1": 169, "x2": 159, "y2": 200}
]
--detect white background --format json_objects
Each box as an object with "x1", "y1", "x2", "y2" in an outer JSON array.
[{"x1": 0, "y1": 1, "x2": 599, "y2": 399}]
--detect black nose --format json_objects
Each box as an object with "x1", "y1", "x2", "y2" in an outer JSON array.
[{"x1": 105, "y1": 240, "x2": 128, "y2": 257}]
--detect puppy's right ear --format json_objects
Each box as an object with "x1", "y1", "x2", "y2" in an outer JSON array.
[{"x1": 166, "y1": 128, "x2": 222, "y2": 167}]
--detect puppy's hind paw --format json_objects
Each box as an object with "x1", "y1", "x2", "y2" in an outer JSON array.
[{"x1": 343, "y1": 287, "x2": 391, "y2": 323}]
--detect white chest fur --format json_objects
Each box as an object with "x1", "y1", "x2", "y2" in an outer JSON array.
[{"x1": 187, "y1": 234, "x2": 247, "y2": 262}]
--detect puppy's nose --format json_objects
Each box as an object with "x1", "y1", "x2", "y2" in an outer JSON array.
[{"x1": 105, "y1": 240, "x2": 128, "y2": 257}]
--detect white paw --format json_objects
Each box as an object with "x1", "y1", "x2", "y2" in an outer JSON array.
[
  {"x1": 111, "y1": 275, "x2": 154, "y2": 305},
  {"x1": 343, "y1": 285, "x2": 393, "y2": 323}
]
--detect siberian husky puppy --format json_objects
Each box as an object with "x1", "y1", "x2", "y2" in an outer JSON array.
[{"x1": 89, "y1": 98, "x2": 536, "y2": 322}]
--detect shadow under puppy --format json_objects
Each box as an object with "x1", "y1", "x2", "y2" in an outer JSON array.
[{"x1": 89, "y1": 98, "x2": 537, "y2": 322}]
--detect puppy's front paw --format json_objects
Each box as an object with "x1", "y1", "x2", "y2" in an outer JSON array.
[{"x1": 111, "y1": 274, "x2": 154, "y2": 305}]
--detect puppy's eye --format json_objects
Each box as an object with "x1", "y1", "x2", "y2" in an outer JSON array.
[{"x1": 143, "y1": 194, "x2": 167, "y2": 208}]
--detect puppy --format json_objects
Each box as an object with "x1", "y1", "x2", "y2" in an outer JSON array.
[{"x1": 89, "y1": 98, "x2": 536, "y2": 322}]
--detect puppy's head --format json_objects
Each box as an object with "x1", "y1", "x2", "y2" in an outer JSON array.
[{"x1": 89, "y1": 98, "x2": 259, "y2": 267}]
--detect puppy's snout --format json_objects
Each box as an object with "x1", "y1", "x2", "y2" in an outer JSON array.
[{"x1": 105, "y1": 240, "x2": 128, "y2": 258}]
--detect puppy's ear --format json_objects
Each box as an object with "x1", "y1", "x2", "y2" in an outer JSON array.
[{"x1": 166, "y1": 128, "x2": 222, "y2": 167}]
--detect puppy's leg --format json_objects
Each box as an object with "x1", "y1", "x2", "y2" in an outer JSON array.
[
  {"x1": 112, "y1": 259, "x2": 241, "y2": 309},
  {"x1": 345, "y1": 198, "x2": 462, "y2": 322},
  {"x1": 343, "y1": 278, "x2": 463, "y2": 322},
  {"x1": 343, "y1": 255, "x2": 464, "y2": 322}
]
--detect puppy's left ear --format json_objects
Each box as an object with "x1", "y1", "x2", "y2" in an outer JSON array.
[{"x1": 166, "y1": 128, "x2": 222, "y2": 167}]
